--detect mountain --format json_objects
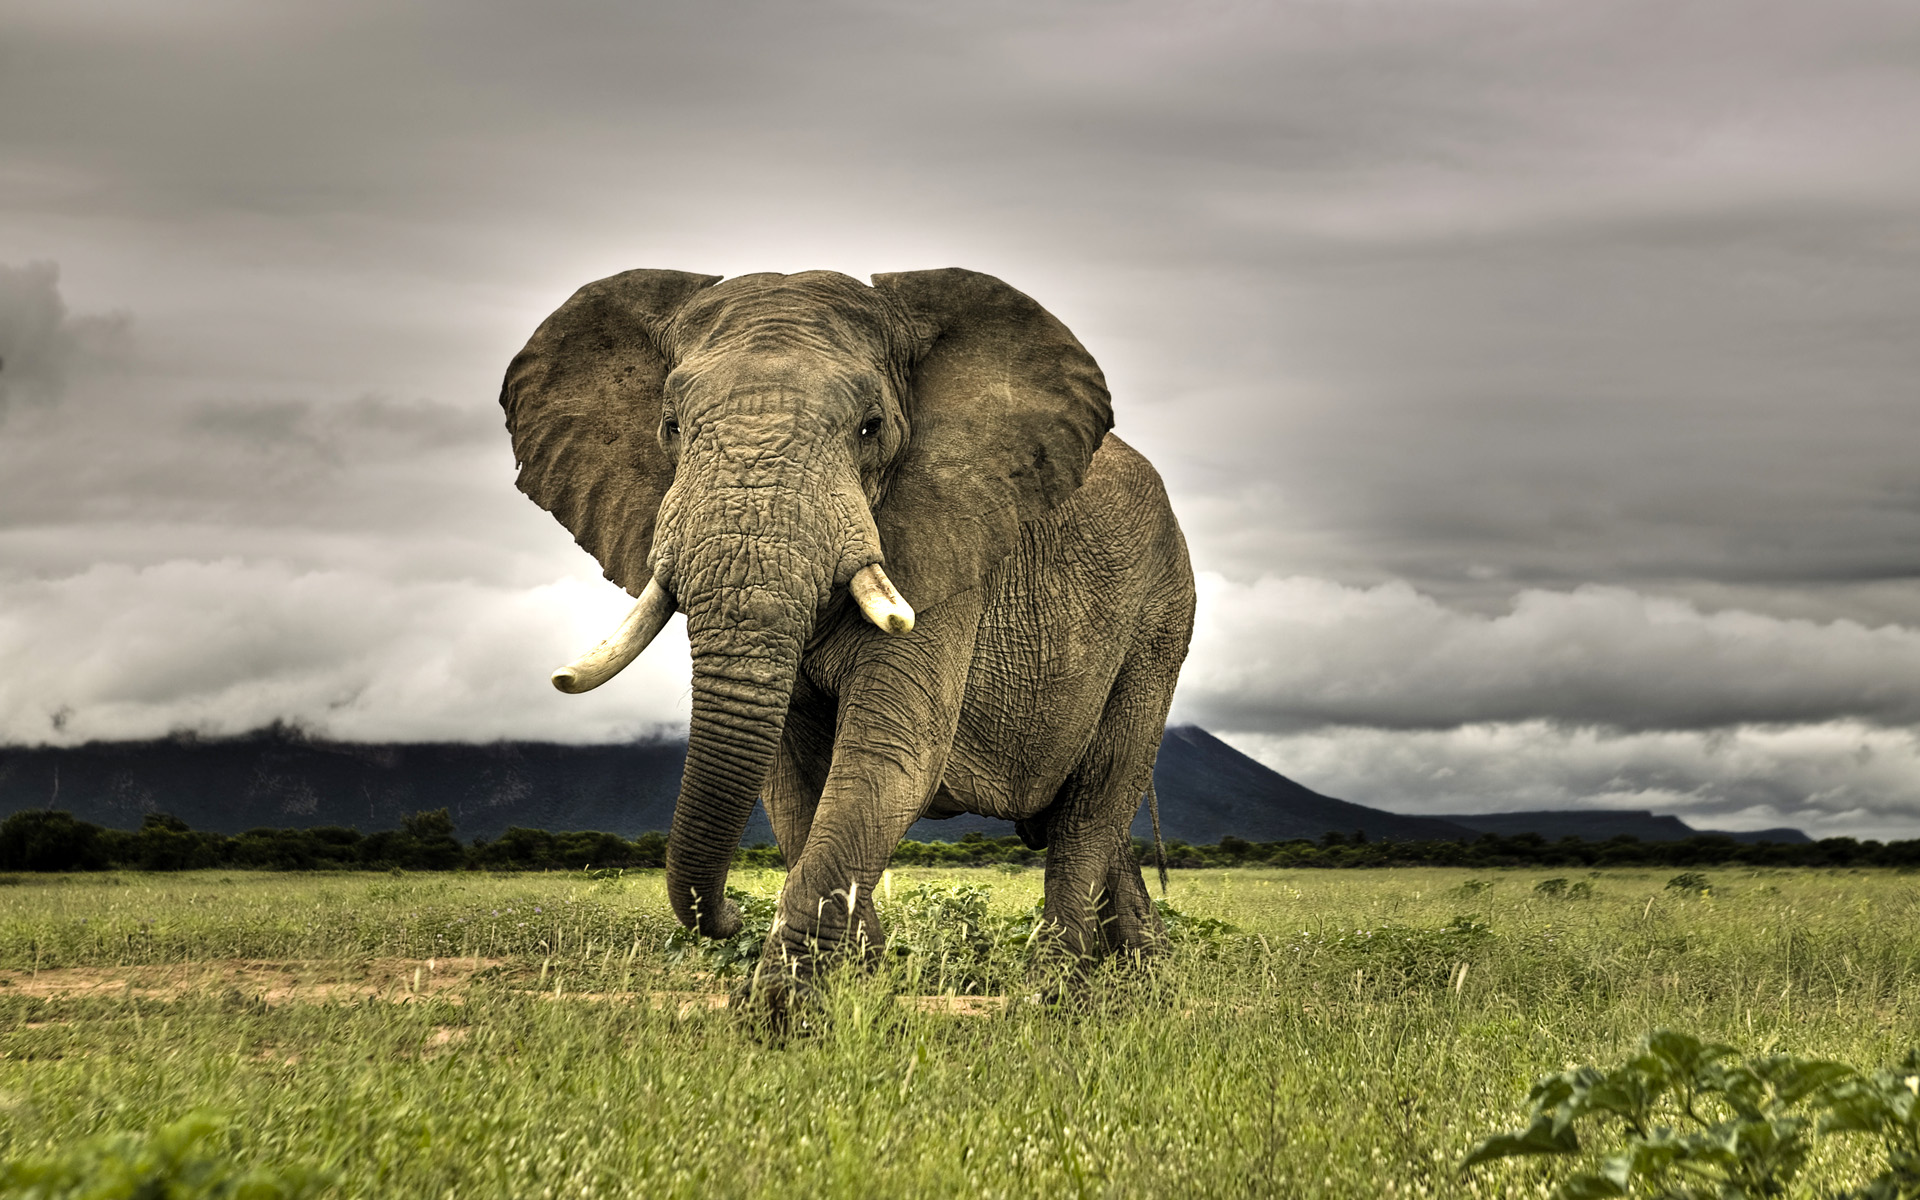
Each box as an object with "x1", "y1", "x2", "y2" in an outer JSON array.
[
  {"x1": 1432, "y1": 810, "x2": 1812, "y2": 845},
  {"x1": 0, "y1": 724, "x2": 1804, "y2": 846},
  {"x1": 0, "y1": 728, "x2": 694, "y2": 840}
]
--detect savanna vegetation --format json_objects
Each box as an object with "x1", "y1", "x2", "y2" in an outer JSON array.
[{"x1": 1, "y1": 865, "x2": 1916, "y2": 1197}]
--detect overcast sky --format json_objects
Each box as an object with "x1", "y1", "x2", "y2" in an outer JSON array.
[{"x1": 3, "y1": 0, "x2": 1917, "y2": 837}]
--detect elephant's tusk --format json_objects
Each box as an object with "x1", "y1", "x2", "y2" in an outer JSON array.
[
  {"x1": 850, "y1": 563, "x2": 914, "y2": 635},
  {"x1": 551, "y1": 578, "x2": 677, "y2": 694}
]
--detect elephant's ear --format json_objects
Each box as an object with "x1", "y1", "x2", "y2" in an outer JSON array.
[
  {"x1": 500, "y1": 269, "x2": 722, "y2": 596},
  {"x1": 869, "y1": 268, "x2": 1113, "y2": 613}
]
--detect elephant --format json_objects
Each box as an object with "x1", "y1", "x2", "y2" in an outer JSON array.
[{"x1": 500, "y1": 267, "x2": 1194, "y2": 1002}]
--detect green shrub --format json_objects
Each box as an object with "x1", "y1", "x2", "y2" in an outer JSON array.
[
  {"x1": 1152, "y1": 897, "x2": 1239, "y2": 944},
  {"x1": 655, "y1": 881, "x2": 1243, "y2": 996},
  {"x1": 1465, "y1": 1029, "x2": 1920, "y2": 1199},
  {"x1": 1537, "y1": 877, "x2": 1595, "y2": 900},
  {"x1": 663, "y1": 886, "x2": 779, "y2": 978},
  {"x1": 0, "y1": 810, "x2": 108, "y2": 872},
  {"x1": 1290, "y1": 914, "x2": 1493, "y2": 992},
  {"x1": 0, "y1": 1112, "x2": 329, "y2": 1199}
]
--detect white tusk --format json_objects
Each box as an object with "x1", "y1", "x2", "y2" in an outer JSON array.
[
  {"x1": 551, "y1": 578, "x2": 677, "y2": 694},
  {"x1": 850, "y1": 563, "x2": 914, "y2": 634}
]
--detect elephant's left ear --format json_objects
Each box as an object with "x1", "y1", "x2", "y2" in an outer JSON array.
[{"x1": 869, "y1": 268, "x2": 1114, "y2": 614}]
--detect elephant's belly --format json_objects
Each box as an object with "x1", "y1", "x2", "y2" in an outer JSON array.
[{"x1": 919, "y1": 788, "x2": 975, "y2": 820}]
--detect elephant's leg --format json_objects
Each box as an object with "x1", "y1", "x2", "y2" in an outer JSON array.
[
  {"x1": 751, "y1": 592, "x2": 981, "y2": 998},
  {"x1": 764, "y1": 673, "x2": 837, "y2": 866},
  {"x1": 1037, "y1": 658, "x2": 1178, "y2": 972}
]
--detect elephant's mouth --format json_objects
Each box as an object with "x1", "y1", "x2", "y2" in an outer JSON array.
[{"x1": 549, "y1": 562, "x2": 914, "y2": 694}]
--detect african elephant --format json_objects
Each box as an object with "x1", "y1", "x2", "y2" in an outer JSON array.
[{"x1": 500, "y1": 267, "x2": 1194, "y2": 999}]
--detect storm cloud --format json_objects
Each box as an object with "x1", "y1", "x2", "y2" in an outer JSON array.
[
  {"x1": 1176, "y1": 575, "x2": 1920, "y2": 734},
  {"x1": 3, "y1": 0, "x2": 1918, "y2": 834},
  {"x1": 0, "y1": 261, "x2": 127, "y2": 412}
]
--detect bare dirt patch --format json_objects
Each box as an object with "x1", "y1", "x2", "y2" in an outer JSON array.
[
  {"x1": 0, "y1": 958, "x2": 506, "y2": 1005},
  {"x1": 0, "y1": 961, "x2": 1005, "y2": 1016}
]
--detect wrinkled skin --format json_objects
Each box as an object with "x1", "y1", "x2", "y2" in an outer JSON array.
[{"x1": 501, "y1": 268, "x2": 1194, "y2": 1007}]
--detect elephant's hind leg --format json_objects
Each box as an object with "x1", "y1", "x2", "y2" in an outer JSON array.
[{"x1": 1037, "y1": 659, "x2": 1179, "y2": 971}]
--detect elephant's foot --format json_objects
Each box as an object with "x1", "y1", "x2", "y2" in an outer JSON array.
[
  {"x1": 732, "y1": 947, "x2": 819, "y2": 1038},
  {"x1": 730, "y1": 909, "x2": 886, "y2": 1032},
  {"x1": 1022, "y1": 945, "x2": 1168, "y2": 1017},
  {"x1": 1031, "y1": 847, "x2": 1167, "y2": 999}
]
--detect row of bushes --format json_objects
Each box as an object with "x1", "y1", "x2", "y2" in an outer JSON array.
[
  {"x1": 3, "y1": 808, "x2": 1915, "y2": 873},
  {"x1": 0, "y1": 809, "x2": 658, "y2": 873},
  {"x1": 920, "y1": 829, "x2": 1920, "y2": 870}
]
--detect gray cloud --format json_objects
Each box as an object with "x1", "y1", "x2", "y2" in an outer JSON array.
[
  {"x1": 1222, "y1": 722, "x2": 1920, "y2": 843},
  {"x1": 1175, "y1": 574, "x2": 1920, "y2": 733},
  {"x1": 0, "y1": 261, "x2": 127, "y2": 412},
  {"x1": 0, "y1": 558, "x2": 692, "y2": 745}
]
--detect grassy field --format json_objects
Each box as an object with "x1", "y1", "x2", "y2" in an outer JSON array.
[{"x1": 1, "y1": 865, "x2": 1916, "y2": 1197}]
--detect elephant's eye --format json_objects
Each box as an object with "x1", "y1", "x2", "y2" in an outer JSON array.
[
  {"x1": 662, "y1": 416, "x2": 681, "y2": 438},
  {"x1": 858, "y1": 415, "x2": 882, "y2": 439}
]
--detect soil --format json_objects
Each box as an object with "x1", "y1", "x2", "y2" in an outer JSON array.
[{"x1": 0, "y1": 960, "x2": 1008, "y2": 1015}]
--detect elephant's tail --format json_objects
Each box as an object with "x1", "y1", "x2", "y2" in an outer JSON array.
[{"x1": 1146, "y1": 781, "x2": 1168, "y2": 897}]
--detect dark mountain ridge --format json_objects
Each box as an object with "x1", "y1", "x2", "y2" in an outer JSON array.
[
  {"x1": 0, "y1": 724, "x2": 1805, "y2": 846},
  {"x1": 1434, "y1": 810, "x2": 1810, "y2": 845}
]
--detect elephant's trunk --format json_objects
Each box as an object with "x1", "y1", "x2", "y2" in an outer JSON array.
[{"x1": 663, "y1": 536, "x2": 817, "y2": 937}]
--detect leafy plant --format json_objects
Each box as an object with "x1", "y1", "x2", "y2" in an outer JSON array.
[
  {"x1": 658, "y1": 880, "x2": 1246, "y2": 996},
  {"x1": 885, "y1": 882, "x2": 1027, "y2": 994},
  {"x1": 1292, "y1": 913, "x2": 1494, "y2": 992},
  {"x1": 1667, "y1": 873, "x2": 1711, "y2": 894},
  {"x1": 1821, "y1": 1050, "x2": 1920, "y2": 1199},
  {"x1": 1464, "y1": 1030, "x2": 1920, "y2": 1199},
  {"x1": 1538, "y1": 878, "x2": 1595, "y2": 899},
  {"x1": 1152, "y1": 897, "x2": 1238, "y2": 944},
  {"x1": 0, "y1": 1112, "x2": 330, "y2": 1199},
  {"x1": 584, "y1": 866, "x2": 628, "y2": 893},
  {"x1": 663, "y1": 886, "x2": 778, "y2": 978}
]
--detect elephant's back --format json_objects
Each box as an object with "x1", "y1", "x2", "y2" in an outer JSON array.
[{"x1": 1065, "y1": 434, "x2": 1195, "y2": 611}]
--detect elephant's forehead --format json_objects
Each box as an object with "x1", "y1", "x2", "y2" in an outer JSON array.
[
  {"x1": 672, "y1": 272, "x2": 891, "y2": 354},
  {"x1": 672, "y1": 363, "x2": 888, "y2": 436}
]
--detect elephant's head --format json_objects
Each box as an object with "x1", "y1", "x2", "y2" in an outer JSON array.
[{"x1": 500, "y1": 269, "x2": 1111, "y2": 935}]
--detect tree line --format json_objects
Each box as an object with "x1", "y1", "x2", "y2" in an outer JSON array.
[{"x1": 2, "y1": 808, "x2": 1915, "y2": 874}]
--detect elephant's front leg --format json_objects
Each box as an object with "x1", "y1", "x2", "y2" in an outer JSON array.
[{"x1": 749, "y1": 593, "x2": 981, "y2": 1004}]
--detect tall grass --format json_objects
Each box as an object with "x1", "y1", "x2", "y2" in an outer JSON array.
[{"x1": 1, "y1": 866, "x2": 1914, "y2": 1197}]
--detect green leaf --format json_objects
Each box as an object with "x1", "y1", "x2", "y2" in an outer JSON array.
[
  {"x1": 1644, "y1": 1028, "x2": 1737, "y2": 1080},
  {"x1": 1463, "y1": 1115, "x2": 1581, "y2": 1167},
  {"x1": 1617, "y1": 1136, "x2": 1686, "y2": 1177},
  {"x1": 1585, "y1": 1070, "x2": 1665, "y2": 1125},
  {"x1": 1821, "y1": 1092, "x2": 1891, "y2": 1136},
  {"x1": 1733, "y1": 1054, "x2": 1856, "y2": 1111},
  {"x1": 1555, "y1": 1170, "x2": 1629, "y2": 1199}
]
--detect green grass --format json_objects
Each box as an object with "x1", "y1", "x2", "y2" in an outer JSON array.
[{"x1": 1, "y1": 866, "x2": 1915, "y2": 1197}]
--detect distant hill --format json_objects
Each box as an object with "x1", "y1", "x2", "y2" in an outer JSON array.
[
  {"x1": 0, "y1": 724, "x2": 1804, "y2": 847},
  {"x1": 0, "y1": 727, "x2": 695, "y2": 840},
  {"x1": 1432, "y1": 810, "x2": 1812, "y2": 845},
  {"x1": 1146, "y1": 726, "x2": 1480, "y2": 843}
]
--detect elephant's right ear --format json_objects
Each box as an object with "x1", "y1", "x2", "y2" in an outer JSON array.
[
  {"x1": 500, "y1": 269, "x2": 721, "y2": 596},
  {"x1": 869, "y1": 269, "x2": 1114, "y2": 615}
]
